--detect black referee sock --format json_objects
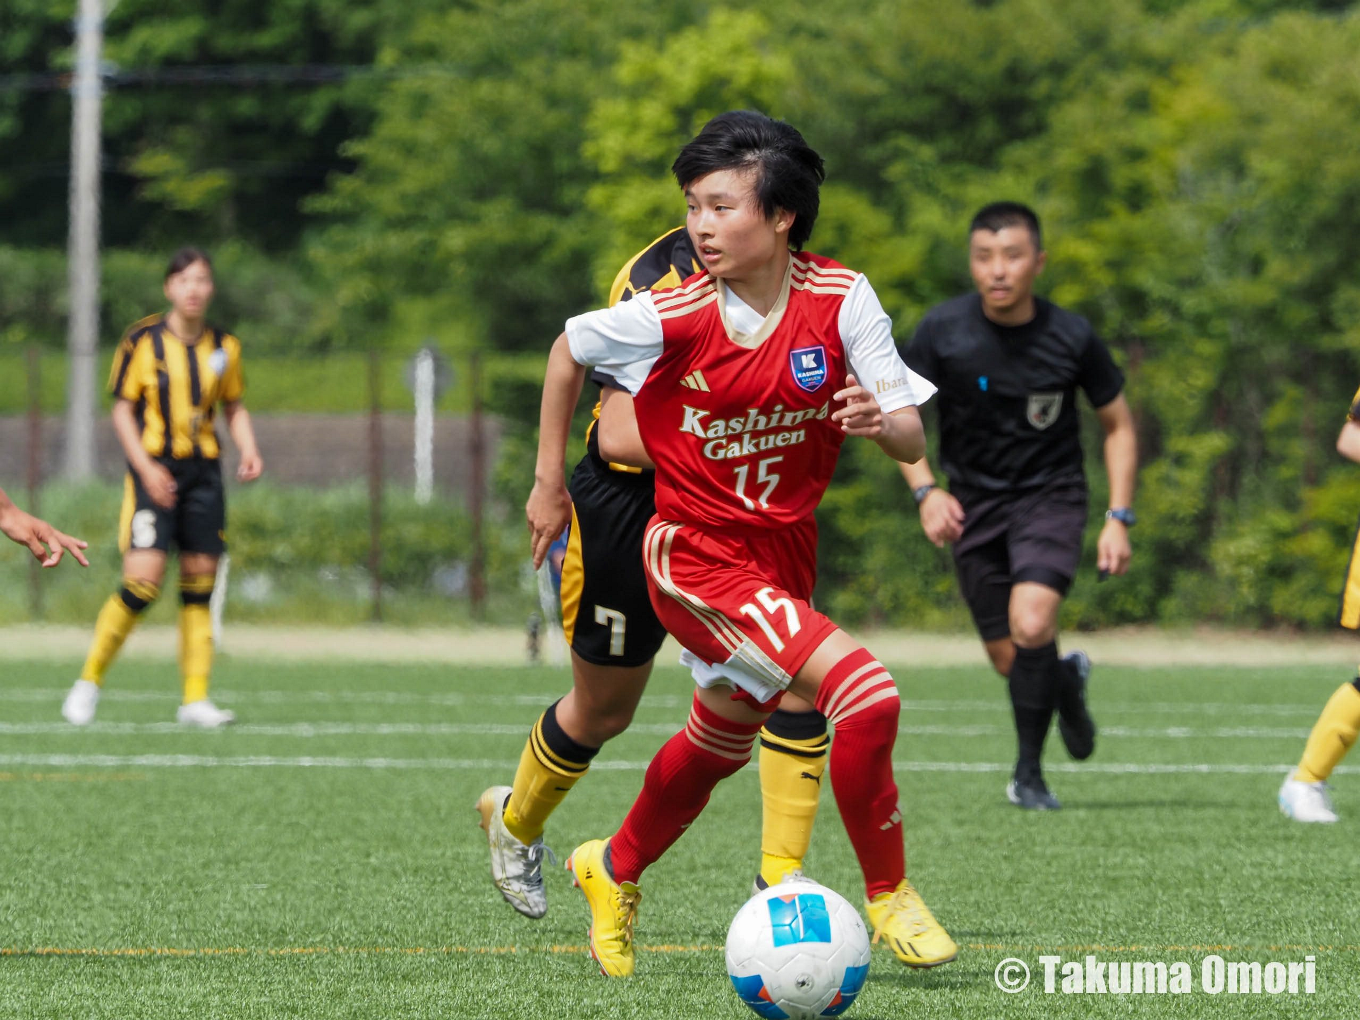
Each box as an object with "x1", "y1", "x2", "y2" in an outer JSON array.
[{"x1": 1009, "y1": 642, "x2": 1058, "y2": 779}]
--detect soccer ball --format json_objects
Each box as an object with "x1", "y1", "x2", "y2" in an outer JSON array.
[{"x1": 725, "y1": 878, "x2": 872, "y2": 1020}]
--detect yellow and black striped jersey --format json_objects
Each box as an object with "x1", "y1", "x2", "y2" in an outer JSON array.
[
  {"x1": 1348, "y1": 385, "x2": 1360, "y2": 422},
  {"x1": 607, "y1": 225, "x2": 701, "y2": 307},
  {"x1": 586, "y1": 227, "x2": 699, "y2": 473},
  {"x1": 108, "y1": 313, "x2": 245, "y2": 460}
]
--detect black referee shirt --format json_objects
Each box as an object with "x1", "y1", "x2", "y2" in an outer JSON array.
[{"x1": 903, "y1": 293, "x2": 1124, "y2": 494}]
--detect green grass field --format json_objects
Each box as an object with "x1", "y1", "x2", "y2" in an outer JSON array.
[{"x1": 2, "y1": 657, "x2": 1356, "y2": 1019}]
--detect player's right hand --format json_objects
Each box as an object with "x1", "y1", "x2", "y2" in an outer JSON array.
[
  {"x1": 526, "y1": 480, "x2": 572, "y2": 569},
  {"x1": 141, "y1": 463, "x2": 178, "y2": 509},
  {"x1": 919, "y1": 488, "x2": 965, "y2": 547}
]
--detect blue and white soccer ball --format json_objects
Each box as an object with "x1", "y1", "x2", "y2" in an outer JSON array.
[{"x1": 725, "y1": 878, "x2": 872, "y2": 1020}]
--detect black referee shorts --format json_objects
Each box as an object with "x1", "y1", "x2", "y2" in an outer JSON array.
[
  {"x1": 559, "y1": 454, "x2": 667, "y2": 667},
  {"x1": 118, "y1": 456, "x2": 227, "y2": 556},
  {"x1": 951, "y1": 483, "x2": 1088, "y2": 642}
]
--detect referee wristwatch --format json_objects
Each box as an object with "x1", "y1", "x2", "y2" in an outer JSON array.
[
  {"x1": 913, "y1": 484, "x2": 938, "y2": 505},
  {"x1": 1105, "y1": 507, "x2": 1137, "y2": 527}
]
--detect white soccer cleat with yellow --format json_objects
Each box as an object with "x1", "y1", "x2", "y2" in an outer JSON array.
[
  {"x1": 566, "y1": 838, "x2": 641, "y2": 977},
  {"x1": 475, "y1": 785, "x2": 553, "y2": 918},
  {"x1": 176, "y1": 698, "x2": 236, "y2": 728},
  {"x1": 62, "y1": 679, "x2": 100, "y2": 726},
  {"x1": 1279, "y1": 772, "x2": 1339, "y2": 823},
  {"x1": 866, "y1": 880, "x2": 959, "y2": 968}
]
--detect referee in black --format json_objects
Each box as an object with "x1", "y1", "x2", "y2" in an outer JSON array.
[{"x1": 900, "y1": 202, "x2": 1138, "y2": 810}]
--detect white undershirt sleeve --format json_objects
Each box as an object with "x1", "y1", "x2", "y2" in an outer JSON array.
[
  {"x1": 565, "y1": 293, "x2": 665, "y2": 396},
  {"x1": 839, "y1": 275, "x2": 936, "y2": 413}
]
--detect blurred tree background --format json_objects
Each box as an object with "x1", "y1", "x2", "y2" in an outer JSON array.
[{"x1": 3, "y1": 0, "x2": 1360, "y2": 629}]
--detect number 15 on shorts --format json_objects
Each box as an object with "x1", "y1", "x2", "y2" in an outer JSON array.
[{"x1": 739, "y1": 587, "x2": 801, "y2": 653}]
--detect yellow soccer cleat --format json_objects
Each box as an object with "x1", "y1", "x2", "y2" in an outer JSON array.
[
  {"x1": 566, "y1": 838, "x2": 642, "y2": 977},
  {"x1": 866, "y1": 880, "x2": 959, "y2": 968}
]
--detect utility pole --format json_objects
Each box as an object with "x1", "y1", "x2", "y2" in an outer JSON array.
[{"x1": 64, "y1": 0, "x2": 106, "y2": 480}]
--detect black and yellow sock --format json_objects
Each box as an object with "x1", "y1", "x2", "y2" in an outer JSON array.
[
  {"x1": 1296, "y1": 679, "x2": 1360, "y2": 783},
  {"x1": 503, "y1": 699, "x2": 599, "y2": 844},
  {"x1": 80, "y1": 578, "x2": 160, "y2": 684},
  {"x1": 758, "y1": 708, "x2": 829, "y2": 886},
  {"x1": 179, "y1": 575, "x2": 215, "y2": 704},
  {"x1": 1010, "y1": 642, "x2": 1058, "y2": 778}
]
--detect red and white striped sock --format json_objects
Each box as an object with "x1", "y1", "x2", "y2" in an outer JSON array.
[
  {"x1": 815, "y1": 647, "x2": 904, "y2": 899},
  {"x1": 608, "y1": 693, "x2": 768, "y2": 884}
]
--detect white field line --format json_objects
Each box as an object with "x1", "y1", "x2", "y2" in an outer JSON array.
[
  {"x1": 0, "y1": 688, "x2": 1330, "y2": 716},
  {"x1": 0, "y1": 752, "x2": 1350, "y2": 776},
  {"x1": 0, "y1": 721, "x2": 1316, "y2": 740},
  {"x1": 4, "y1": 624, "x2": 1358, "y2": 668}
]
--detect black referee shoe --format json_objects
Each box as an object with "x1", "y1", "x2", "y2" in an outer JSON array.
[
  {"x1": 1006, "y1": 771, "x2": 1062, "y2": 811},
  {"x1": 1056, "y1": 649, "x2": 1096, "y2": 761}
]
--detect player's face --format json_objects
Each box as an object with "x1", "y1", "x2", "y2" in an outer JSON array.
[
  {"x1": 969, "y1": 226, "x2": 1045, "y2": 316},
  {"x1": 684, "y1": 169, "x2": 793, "y2": 281},
  {"x1": 163, "y1": 260, "x2": 215, "y2": 320}
]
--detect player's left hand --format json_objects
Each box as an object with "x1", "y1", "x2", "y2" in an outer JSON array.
[
  {"x1": 1097, "y1": 519, "x2": 1132, "y2": 576},
  {"x1": 526, "y1": 480, "x2": 572, "y2": 569},
  {"x1": 0, "y1": 507, "x2": 90, "y2": 568},
  {"x1": 831, "y1": 374, "x2": 884, "y2": 436},
  {"x1": 237, "y1": 450, "x2": 264, "y2": 482}
]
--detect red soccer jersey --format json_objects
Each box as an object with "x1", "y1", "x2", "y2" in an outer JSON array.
[
  {"x1": 639, "y1": 257, "x2": 850, "y2": 529},
  {"x1": 566, "y1": 251, "x2": 936, "y2": 531}
]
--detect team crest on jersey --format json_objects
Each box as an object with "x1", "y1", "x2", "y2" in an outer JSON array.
[
  {"x1": 208, "y1": 347, "x2": 229, "y2": 378},
  {"x1": 1026, "y1": 392, "x2": 1063, "y2": 430},
  {"x1": 789, "y1": 346, "x2": 828, "y2": 392}
]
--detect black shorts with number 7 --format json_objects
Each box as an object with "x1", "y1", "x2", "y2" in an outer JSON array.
[{"x1": 559, "y1": 452, "x2": 667, "y2": 668}]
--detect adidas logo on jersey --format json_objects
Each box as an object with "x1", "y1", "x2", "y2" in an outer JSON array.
[{"x1": 681, "y1": 370, "x2": 711, "y2": 392}]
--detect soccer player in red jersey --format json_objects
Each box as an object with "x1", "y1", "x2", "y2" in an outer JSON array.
[{"x1": 528, "y1": 110, "x2": 957, "y2": 976}]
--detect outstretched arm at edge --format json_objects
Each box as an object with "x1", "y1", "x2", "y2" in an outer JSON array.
[
  {"x1": 0, "y1": 486, "x2": 89, "y2": 567},
  {"x1": 527, "y1": 332, "x2": 588, "y2": 568}
]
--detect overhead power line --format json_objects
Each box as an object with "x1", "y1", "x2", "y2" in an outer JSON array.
[{"x1": 0, "y1": 64, "x2": 463, "y2": 95}]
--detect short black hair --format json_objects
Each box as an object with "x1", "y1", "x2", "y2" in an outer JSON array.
[
  {"x1": 672, "y1": 110, "x2": 826, "y2": 250},
  {"x1": 969, "y1": 202, "x2": 1042, "y2": 250},
  {"x1": 165, "y1": 247, "x2": 213, "y2": 281}
]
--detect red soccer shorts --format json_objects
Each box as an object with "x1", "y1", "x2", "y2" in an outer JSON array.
[{"x1": 642, "y1": 516, "x2": 838, "y2": 701}]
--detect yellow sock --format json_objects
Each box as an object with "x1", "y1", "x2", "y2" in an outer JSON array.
[
  {"x1": 1296, "y1": 681, "x2": 1360, "y2": 783},
  {"x1": 503, "y1": 704, "x2": 597, "y2": 844},
  {"x1": 179, "y1": 576, "x2": 215, "y2": 704},
  {"x1": 758, "y1": 715, "x2": 829, "y2": 886},
  {"x1": 80, "y1": 580, "x2": 159, "y2": 684}
]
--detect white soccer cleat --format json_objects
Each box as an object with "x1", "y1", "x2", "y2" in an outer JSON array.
[
  {"x1": 1279, "y1": 772, "x2": 1338, "y2": 823},
  {"x1": 61, "y1": 679, "x2": 100, "y2": 726},
  {"x1": 176, "y1": 698, "x2": 237, "y2": 728},
  {"x1": 475, "y1": 785, "x2": 554, "y2": 919}
]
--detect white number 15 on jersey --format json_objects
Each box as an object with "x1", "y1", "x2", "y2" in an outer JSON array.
[{"x1": 732, "y1": 455, "x2": 783, "y2": 511}]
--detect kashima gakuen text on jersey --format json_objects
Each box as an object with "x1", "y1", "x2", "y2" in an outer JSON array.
[{"x1": 680, "y1": 401, "x2": 829, "y2": 461}]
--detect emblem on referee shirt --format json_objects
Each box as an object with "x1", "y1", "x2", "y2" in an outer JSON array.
[
  {"x1": 1026, "y1": 392, "x2": 1063, "y2": 430},
  {"x1": 789, "y1": 346, "x2": 828, "y2": 392}
]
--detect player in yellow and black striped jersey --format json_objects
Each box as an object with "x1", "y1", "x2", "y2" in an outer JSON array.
[
  {"x1": 62, "y1": 248, "x2": 264, "y2": 730},
  {"x1": 1279, "y1": 384, "x2": 1360, "y2": 822},
  {"x1": 564, "y1": 225, "x2": 701, "y2": 665},
  {"x1": 476, "y1": 227, "x2": 832, "y2": 919}
]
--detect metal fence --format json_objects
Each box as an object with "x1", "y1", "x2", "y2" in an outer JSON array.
[{"x1": 0, "y1": 346, "x2": 554, "y2": 629}]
